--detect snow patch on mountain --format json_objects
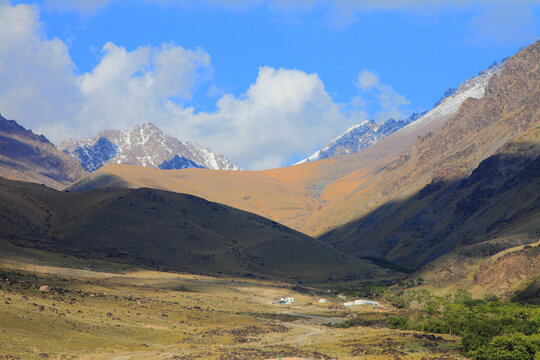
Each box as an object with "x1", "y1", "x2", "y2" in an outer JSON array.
[
  {"x1": 403, "y1": 63, "x2": 504, "y2": 132},
  {"x1": 296, "y1": 113, "x2": 424, "y2": 164}
]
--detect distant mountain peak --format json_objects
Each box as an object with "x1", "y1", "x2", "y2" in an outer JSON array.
[
  {"x1": 296, "y1": 113, "x2": 424, "y2": 165},
  {"x1": 59, "y1": 123, "x2": 241, "y2": 172}
]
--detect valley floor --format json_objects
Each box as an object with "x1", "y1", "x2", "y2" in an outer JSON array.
[{"x1": 0, "y1": 243, "x2": 465, "y2": 360}]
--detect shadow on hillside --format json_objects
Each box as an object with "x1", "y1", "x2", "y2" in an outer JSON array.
[{"x1": 317, "y1": 149, "x2": 540, "y2": 271}]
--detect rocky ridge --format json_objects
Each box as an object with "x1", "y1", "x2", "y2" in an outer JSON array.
[{"x1": 0, "y1": 115, "x2": 87, "y2": 189}]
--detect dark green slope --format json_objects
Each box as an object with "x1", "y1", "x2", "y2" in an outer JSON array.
[{"x1": 0, "y1": 177, "x2": 397, "y2": 283}]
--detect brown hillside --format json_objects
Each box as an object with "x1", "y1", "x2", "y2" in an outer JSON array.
[
  {"x1": 0, "y1": 177, "x2": 398, "y2": 283},
  {"x1": 415, "y1": 240, "x2": 540, "y2": 299}
]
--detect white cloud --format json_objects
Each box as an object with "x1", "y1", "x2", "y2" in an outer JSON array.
[
  {"x1": 374, "y1": 84, "x2": 409, "y2": 121},
  {"x1": 0, "y1": 3, "x2": 82, "y2": 134},
  {"x1": 74, "y1": 42, "x2": 212, "y2": 136},
  {"x1": 357, "y1": 70, "x2": 379, "y2": 89},
  {"x1": 165, "y1": 67, "x2": 348, "y2": 170}
]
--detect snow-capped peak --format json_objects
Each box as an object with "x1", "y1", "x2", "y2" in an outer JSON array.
[
  {"x1": 296, "y1": 115, "x2": 420, "y2": 165},
  {"x1": 58, "y1": 123, "x2": 241, "y2": 172}
]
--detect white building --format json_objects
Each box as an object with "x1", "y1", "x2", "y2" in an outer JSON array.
[
  {"x1": 344, "y1": 299, "x2": 379, "y2": 307},
  {"x1": 319, "y1": 298, "x2": 327, "y2": 303},
  {"x1": 273, "y1": 297, "x2": 295, "y2": 304}
]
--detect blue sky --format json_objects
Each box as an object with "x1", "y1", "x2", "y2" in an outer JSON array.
[{"x1": 1, "y1": 0, "x2": 539, "y2": 169}]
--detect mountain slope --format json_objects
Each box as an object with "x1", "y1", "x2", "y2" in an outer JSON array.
[
  {"x1": 316, "y1": 40, "x2": 539, "y2": 267},
  {"x1": 159, "y1": 155, "x2": 204, "y2": 170},
  {"x1": 0, "y1": 115, "x2": 87, "y2": 189},
  {"x1": 59, "y1": 122, "x2": 241, "y2": 172},
  {"x1": 0, "y1": 177, "x2": 398, "y2": 283}
]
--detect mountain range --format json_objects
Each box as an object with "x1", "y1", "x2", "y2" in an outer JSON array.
[
  {"x1": 0, "y1": 40, "x2": 538, "y2": 298},
  {"x1": 58, "y1": 122, "x2": 241, "y2": 172},
  {"x1": 64, "y1": 41, "x2": 539, "y2": 296}
]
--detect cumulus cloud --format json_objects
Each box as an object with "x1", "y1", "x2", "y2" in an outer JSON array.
[
  {"x1": 0, "y1": 3, "x2": 82, "y2": 135},
  {"x1": 75, "y1": 42, "x2": 212, "y2": 136},
  {"x1": 0, "y1": 2, "x2": 354, "y2": 170},
  {"x1": 167, "y1": 67, "x2": 347, "y2": 169}
]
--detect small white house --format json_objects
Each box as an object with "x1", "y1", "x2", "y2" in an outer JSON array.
[
  {"x1": 319, "y1": 298, "x2": 327, "y2": 304},
  {"x1": 344, "y1": 299, "x2": 380, "y2": 307},
  {"x1": 273, "y1": 297, "x2": 295, "y2": 304}
]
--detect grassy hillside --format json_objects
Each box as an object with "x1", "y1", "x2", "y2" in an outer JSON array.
[{"x1": 0, "y1": 177, "x2": 398, "y2": 284}]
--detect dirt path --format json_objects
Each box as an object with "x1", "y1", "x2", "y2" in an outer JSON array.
[
  {"x1": 278, "y1": 322, "x2": 327, "y2": 346},
  {"x1": 260, "y1": 312, "x2": 344, "y2": 348}
]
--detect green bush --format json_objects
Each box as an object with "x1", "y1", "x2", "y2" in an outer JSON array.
[
  {"x1": 471, "y1": 332, "x2": 540, "y2": 360},
  {"x1": 388, "y1": 316, "x2": 408, "y2": 329},
  {"x1": 380, "y1": 289, "x2": 540, "y2": 359}
]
